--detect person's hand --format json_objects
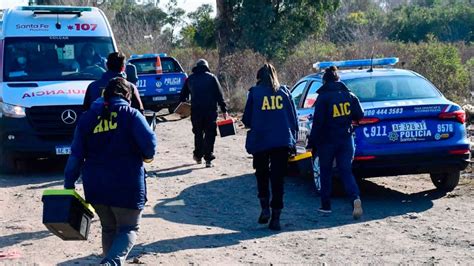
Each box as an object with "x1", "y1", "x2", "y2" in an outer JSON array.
[
  {"x1": 223, "y1": 112, "x2": 229, "y2": 120},
  {"x1": 306, "y1": 148, "x2": 312, "y2": 153}
]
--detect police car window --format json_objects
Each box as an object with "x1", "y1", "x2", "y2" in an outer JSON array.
[
  {"x1": 303, "y1": 81, "x2": 322, "y2": 108},
  {"x1": 345, "y1": 76, "x2": 440, "y2": 102},
  {"x1": 291, "y1": 81, "x2": 307, "y2": 107},
  {"x1": 4, "y1": 37, "x2": 114, "y2": 82},
  {"x1": 131, "y1": 58, "x2": 181, "y2": 75}
]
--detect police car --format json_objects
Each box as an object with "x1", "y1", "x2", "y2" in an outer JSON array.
[
  {"x1": 0, "y1": 5, "x2": 116, "y2": 173},
  {"x1": 128, "y1": 53, "x2": 187, "y2": 113},
  {"x1": 292, "y1": 57, "x2": 470, "y2": 192}
]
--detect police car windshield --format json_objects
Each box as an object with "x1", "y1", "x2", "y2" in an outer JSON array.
[
  {"x1": 344, "y1": 75, "x2": 441, "y2": 102},
  {"x1": 130, "y1": 58, "x2": 182, "y2": 75},
  {"x1": 4, "y1": 36, "x2": 114, "y2": 82}
]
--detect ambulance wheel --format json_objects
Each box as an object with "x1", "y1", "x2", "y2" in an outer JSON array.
[
  {"x1": 312, "y1": 156, "x2": 321, "y2": 194},
  {"x1": 430, "y1": 172, "x2": 460, "y2": 192},
  {"x1": 0, "y1": 148, "x2": 18, "y2": 174}
]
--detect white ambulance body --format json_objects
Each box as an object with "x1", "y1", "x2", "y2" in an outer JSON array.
[{"x1": 0, "y1": 6, "x2": 116, "y2": 172}]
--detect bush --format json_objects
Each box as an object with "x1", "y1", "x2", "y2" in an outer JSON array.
[
  {"x1": 170, "y1": 48, "x2": 218, "y2": 73},
  {"x1": 219, "y1": 50, "x2": 268, "y2": 111},
  {"x1": 408, "y1": 41, "x2": 470, "y2": 103}
]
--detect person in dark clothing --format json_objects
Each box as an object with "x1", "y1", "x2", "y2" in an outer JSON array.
[
  {"x1": 307, "y1": 66, "x2": 364, "y2": 219},
  {"x1": 83, "y1": 52, "x2": 144, "y2": 113},
  {"x1": 242, "y1": 64, "x2": 298, "y2": 231},
  {"x1": 77, "y1": 43, "x2": 106, "y2": 70},
  {"x1": 179, "y1": 59, "x2": 228, "y2": 167},
  {"x1": 64, "y1": 77, "x2": 157, "y2": 264}
]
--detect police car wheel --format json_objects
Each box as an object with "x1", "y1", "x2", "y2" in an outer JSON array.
[{"x1": 430, "y1": 171, "x2": 460, "y2": 192}]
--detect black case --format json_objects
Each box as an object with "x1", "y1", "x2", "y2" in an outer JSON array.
[{"x1": 42, "y1": 190, "x2": 94, "y2": 241}]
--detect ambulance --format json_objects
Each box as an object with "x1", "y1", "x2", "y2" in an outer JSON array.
[{"x1": 0, "y1": 6, "x2": 116, "y2": 173}]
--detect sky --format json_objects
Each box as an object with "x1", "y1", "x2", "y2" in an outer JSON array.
[
  {"x1": 157, "y1": 0, "x2": 216, "y2": 16},
  {"x1": 0, "y1": 0, "x2": 28, "y2": 10},
  {"x1": 0, "y1": 0, "x2": 216, "y2": 15}
]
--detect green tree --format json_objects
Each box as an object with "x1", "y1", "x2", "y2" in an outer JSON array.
[
  {"x1": 216, "y1": 0, "x2": 339, "y2": 61},
  {"x1": 387, "y1": 3, "x2": 474, "y2": 42},
  {"x1": 181, "y1": 4, "x2": 216, "y2": 49}
]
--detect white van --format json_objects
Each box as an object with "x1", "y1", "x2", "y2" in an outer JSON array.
[{"x1": 0, "y1": 6, "x2": 117, "y2": 173}]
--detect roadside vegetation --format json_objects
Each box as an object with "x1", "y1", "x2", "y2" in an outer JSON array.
[{"x1": 36, "y1": 0, "x2": 474, "y2": 110}]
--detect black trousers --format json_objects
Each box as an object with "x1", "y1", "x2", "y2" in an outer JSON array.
[
  {"x1": 253, "y1": 147, "x2": 289, "y2": 210},
  {"x1": 191, "y1": 112, "x2": 217, "y2": 161}
]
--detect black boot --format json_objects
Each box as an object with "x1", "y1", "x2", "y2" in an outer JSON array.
[
  {"x1": 269, "y1": 209, "x2": 281, "y2": 231},
  {"x1": 258, "y1": 198, "x2": 271, "y2": 224}
]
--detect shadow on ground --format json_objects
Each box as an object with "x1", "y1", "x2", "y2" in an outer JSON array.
[
  {"x1": 0, "y1": 231, "x2": 51, "y2": 249},
  {"x1": 146, "y1": 163, "x2": 197, "y2": 178},
  {"x1": 129, "y1": 174, "x2": 445, "y2": 255},
  {"x1": 0, "y1": 158, "x2": 66, "y2": 188}
]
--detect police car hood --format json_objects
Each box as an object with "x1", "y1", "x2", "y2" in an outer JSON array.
[{"x1": 2, "y1": 81, "x2": 91, "y2": 108}]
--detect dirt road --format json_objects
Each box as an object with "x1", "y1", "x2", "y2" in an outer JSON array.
[{"x1": 1, "y1": 114, "x2": 473, "y2": 265}]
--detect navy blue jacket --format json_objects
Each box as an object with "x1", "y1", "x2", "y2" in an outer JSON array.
[
  {"x1": 64, "y1": 97, "x2": 157, "y2": 209},
  {"x1": 179, "y1": 65, "x2": 227, "y2": 115},
  {"x1": 83, "y1": 71, "x2": 144, "y2": 112},
  {"x1": 242, "y1": 85, "x2": 298, "y2": 154},
  {"x1": 308, "y1": 81, "x2": 364, "y2": 148}
]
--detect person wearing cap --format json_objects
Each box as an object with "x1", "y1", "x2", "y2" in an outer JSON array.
[
  {"x1": 242, "y1": 64, "x2": 298, "y2": 231},
  {"x1": 83, "y1": 52, "x2": 144, "y2": 113},
  {"x1": 64, "y1": 77, "x2": 157, "y2": 265},
  {"x1": 307, "y1": 66, "x2": 365, "y2": 219},
  {"x1": 179, "y1": 59, "x2": 228, "y2": 167}
]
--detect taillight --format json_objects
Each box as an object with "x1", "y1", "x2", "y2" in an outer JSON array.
[
  {"x1": 448, "y1": 149, "x2": 470, "y2": 155},
  {"x1": 358, "y1": 117, "x2": 380, "y2": 125},
  {"x1": 439, "y1": 110, "x2": 466, "y2": 124},
  {"x1": 354, "y1": 155, "x2": 376, "y2": 161}
]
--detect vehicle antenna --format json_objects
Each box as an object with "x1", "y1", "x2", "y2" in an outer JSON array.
[{"x1": 368, "y1": 46, "x2": 374, "y2": 73}]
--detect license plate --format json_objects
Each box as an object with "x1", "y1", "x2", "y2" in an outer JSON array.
[
  {"x1": 55, "y1": 146, "x2": 71, "y2": 155},
  {"x1": 153, "y1": 96, "x2": 167, "y2": 101},
  {"x1": 392, "y1": 121, "x2": 427, "y2": 132}
]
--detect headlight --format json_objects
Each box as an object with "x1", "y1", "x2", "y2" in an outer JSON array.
[{"x1": 0, "y1": 102, "x2": 26, "y2": 118}]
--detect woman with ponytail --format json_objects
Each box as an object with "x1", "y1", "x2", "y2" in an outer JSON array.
[
  {"x1": 242, "y1": 64, "x2": 298, "y2": 231},
  {"x1": 64, "y1": 77, "x2": 157, "y2": 264}
]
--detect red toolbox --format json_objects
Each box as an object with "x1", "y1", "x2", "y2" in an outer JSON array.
[{"x1": 217, "y1": 118, "x2": 236, "y2": 137}]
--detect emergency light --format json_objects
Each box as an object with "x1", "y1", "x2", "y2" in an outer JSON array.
[
  {"x1": 313, "y1": 57, "x2": 399, "y2": 71},
  {"x1": 130, "y1": 53, "x2": 168, "y2": 59},
  {"x1": 21, "y1": 6, "x2": 92, "y2": 13}
]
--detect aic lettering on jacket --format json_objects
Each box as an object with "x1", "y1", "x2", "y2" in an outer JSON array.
[
  {"x1": 93, "y1": 112, "x2": 118, "y2": 133},
  {"x1": 333, "y1": 102, "x2": 351, "y2": 117},
  {"x1": 261, "y1": 95, "x2": 283, "y2": 110}
]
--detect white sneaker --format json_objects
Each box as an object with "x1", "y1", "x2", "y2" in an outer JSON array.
[{"x1": 352, "y1": 199, "x2": 363, "y2": 220}]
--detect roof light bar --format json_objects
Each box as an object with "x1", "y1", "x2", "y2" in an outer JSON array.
[
  {"x1": 130, "y1": 53, "x2": 168, "y2": 59},
  {"x1": 313, "y1": 57, "x2": 399, "y2": 71},
  {"x1": 21, "y1": 6, "x2": 92, "y2": 13}
]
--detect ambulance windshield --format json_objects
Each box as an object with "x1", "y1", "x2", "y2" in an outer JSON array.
[{"x1": 4, "y1": 36, "x2": 114, "y2": 82}]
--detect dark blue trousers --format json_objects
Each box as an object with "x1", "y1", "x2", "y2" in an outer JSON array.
[{"x1": 317, "y1": 136, "x2": 360, "y2": 208}]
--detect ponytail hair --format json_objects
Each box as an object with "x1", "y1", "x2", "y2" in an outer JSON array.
[
  {"x1": 101, "y1": 77, "x2": 132, "y2": 118},
  {"x1": 322, "y1": 65, "x2": 340, "y2": 83},
  {"x1": 256, "y1": 63, "x2": 280, "y2": 93}
]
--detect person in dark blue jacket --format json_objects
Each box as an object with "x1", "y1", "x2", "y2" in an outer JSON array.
[
  {"x1": 242, "y1": 63, "x2": 298, "y2": 231},
  {"x1": 307, "y1": 66, "x2": 364, "y2": 219},
  {"x1": 83, "y1": 52, "x2": 144, "y2": 113},
  {"x1": 64, "y1": 77, "x2": 157, "y2": 265},
  {"x1": 179, "y1": 59, "x2": 228, "y2": 167}
]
